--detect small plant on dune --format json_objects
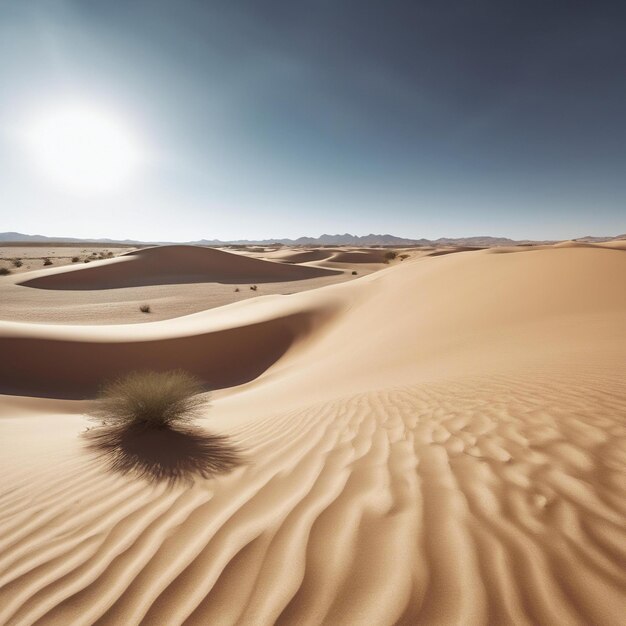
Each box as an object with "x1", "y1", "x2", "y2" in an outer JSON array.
[
  {"x1": 93, "y1": 370, "x2": 207, "y2": 430},
  {"x1": 234, "y1": 287, "x2": 240, "y2": 292},
  {"x1": 12, "y1": 259, "x2": 22, "y2": 268},
  {"x1": 84, "y1": 259, "x2": 90, "y2": 263},
  {"x1": 139, "y1": 304, "x2": 151, "y2": 313},
  {"x1": 0, "y1": 267, "x2": 11, "y2": 276},
  {"x1": 250, "y1": 285, "x2": 258, "y2": 291},
  {"x1": 384, "y1": 250, "x2": 397, "y2": 262},
  {"x1": 351, "y1": 270, "x2": 358, "y2": 275},
  {"x1": 43, "y1": 258, "x2": 53, "y2": 266},
  {"x1": 399, "y1": 253, "x2": 409, "y2": 261},
  {"x1": 71, "y1": 256, "x2": 80, "y2": 262}
]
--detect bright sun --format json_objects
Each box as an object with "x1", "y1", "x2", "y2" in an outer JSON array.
[{"x1": 25, "y1": 103, "x2": 142, "y2": 194}]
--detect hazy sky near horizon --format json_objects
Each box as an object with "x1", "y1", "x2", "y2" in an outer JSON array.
[{"x1": 1, "y1": 0, "x2": 624, "y2": 241}]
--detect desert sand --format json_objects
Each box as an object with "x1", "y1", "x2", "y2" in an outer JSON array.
[
  {"x1": 0, "y1": 245, "x2": 373, "y2": 324},
  {"x1": 0, "y1": 241, "x2": 625, "y2": 625}
]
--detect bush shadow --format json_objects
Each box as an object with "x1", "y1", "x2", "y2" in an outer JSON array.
[{"x1": 83, "y1": 423, "x2": 242, "y2": 484}]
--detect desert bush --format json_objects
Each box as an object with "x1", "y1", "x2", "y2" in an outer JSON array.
[
  {"x1": 139, "y1": 304, "x2": 151, "y2": 313},
  {"x1": 234, "y1": 287, "x2": 240, "y2": 292},
  {"x1": 384, "y1": 250, "x2": 397, "y2": 261},
  {"x1": 12, "y1": 259, "x2": 22, "y2": 268},
  {"x1": 250, "y1": 285, "x2": 258, "y2": 291},
  {"x1": 399, "y1": 253, "x2": 409, "y2": 261},
  {"x1": 84, "y1": 259, "x2": 90, "y2": 263},
  {"x1": 0, "y1": 267, "x2": 11, "y2": 276},
  {"x1": 43, "y1": 258, "x2": 53, "y2": 266},
  {"x1": 71, "y1": 256, "x2": 80, "y2": 262},
  {"x1": 93, "y1": 370, "x2": 207, "y2": 430},
  {"x1": 351, "y1": 270, "x2": 358, "y2": 275}
]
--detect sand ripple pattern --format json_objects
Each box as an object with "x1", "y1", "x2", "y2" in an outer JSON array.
[{"x1": 1, "y1": 370, "x2": 625, "y2": 625}]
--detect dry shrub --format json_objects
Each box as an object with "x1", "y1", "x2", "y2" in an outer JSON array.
[
  {"x1": 93, "y1": 370, "x2": 207, "y2": 430},
  {"x1": 86, "y1": 370, "x2": 242, "y2": 482}
]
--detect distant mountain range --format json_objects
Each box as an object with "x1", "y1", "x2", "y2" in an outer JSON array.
[
  {"x1": 194, "y1": 233, "x2": 424, "y2": 246},
  {"x1": 572, "y1": 234, "x2": 626, "y2": 243},
  {"x1": 1, "y1": 231, "x2": 624, "y2": 247},
  {"x1": 0, "y1": 232, "x2": 142, "y2": 244}
]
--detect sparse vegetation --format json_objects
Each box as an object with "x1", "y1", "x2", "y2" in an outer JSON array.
[
  {"x1": 234, "y1": 287, "x2": 240, "y2": 292},
  {"x1": 384, "y1": 250, "x2": 398, "y2": 261},
  {"x1": 0, "y1": 267, "x2": 11, "y2": 276},
  {"x1": 139, "y1": 304, "x2": 151, "y2": 313},
  {"x1": 93, "y1": 370, "x2": 207, "y2": 430},
  {"x1": 399, "y1": 254, "x2": 410, "y2": 261},
  {"x1": 250, "y1": 285, "x2": 258, "y2": 291},
  {"x1": 84, "y1": 259, "x2": 90, "y2": 263},
  {"x1": 72, "y1": 256, "x2": 80, "y2": 262},
  {"x1": 352, "y1": 270, "x2": 358, "y2": 275},
  {"x1": 43, "y1": 258, "x2": 53, "y2": 266},
  {"x1": 12, "y1": 259, "x2": 23, "y2": 268}
]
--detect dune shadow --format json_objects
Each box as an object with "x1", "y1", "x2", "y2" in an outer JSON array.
[{"x1": 83, "y1": 424, "x2": 243, "y2": 484}]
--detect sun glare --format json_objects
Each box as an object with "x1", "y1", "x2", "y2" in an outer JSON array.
[{"x1": 24, "y1": 103, "x2": 142, "y2": 194}]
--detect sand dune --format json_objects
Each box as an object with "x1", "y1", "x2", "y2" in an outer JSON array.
[
  {"x1": 256, "y1": 247, "x2": 392, "y2": 265},
  {"x1": 0, "y1": 297, "x2": 341, "y2": 398},
  {"x1": 18, "y1": 245, "x2": 340, "y2": 290},
  {"x1": 1, "y1": 244, "x2": 625, "y2": 624},
  {"x1": 263, "y1": 249, "x2": 336, "y2": 264},
  {"x1": 330, "y1": 249, "x2": 390, "y2": 263},
  {"x1": 425, "y1": 245, "x2": 484, "y2": 256}
]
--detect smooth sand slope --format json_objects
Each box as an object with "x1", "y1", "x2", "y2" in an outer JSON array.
[{"x1": 0, "y1": 244, "x2": 625, "y2": 625}]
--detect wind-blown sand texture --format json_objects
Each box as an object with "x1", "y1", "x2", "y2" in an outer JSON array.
[{"x1": 0, "y1": 243, "x2": 625, "y2": 625}]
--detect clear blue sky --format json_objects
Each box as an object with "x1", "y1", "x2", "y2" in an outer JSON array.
[{"x1": 0, "y1": 0, "x2": 624, "y2": 241}]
